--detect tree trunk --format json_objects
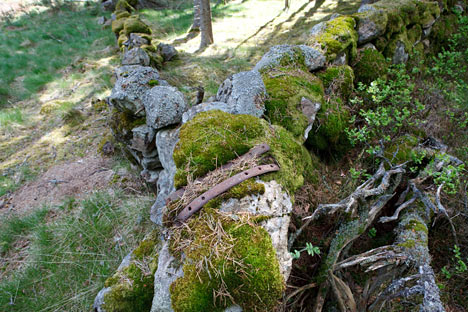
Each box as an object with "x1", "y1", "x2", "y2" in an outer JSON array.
[
  {"x1": 199, "y1": 0, "x2": 214, "y2": 49},
  {"x1": 191, "y1": 0, "x2": 201, "y2": 33}
]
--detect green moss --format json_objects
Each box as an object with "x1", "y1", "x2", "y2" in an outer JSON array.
[
  {"x1": 116, "y1": 11, "x2": 131, "y2": 19},
  {"x1": 123, "y1": 17, "x2": 151, "y2": 36},
  {"x1": 170, "y1": 218, "x2": 284, "y2": 312},
  {"x1": 407, "y1": 24, "x2": 423, "y2": 44},
  {"x1": 384, "y1": 134, "x2": 419, "y2": 164},
  {"x1": 115, "y1": 0, "x2": 137, "y2": 12},
  {"x1": 109, "y1": 108, "x2": 145, "y2": 143},
  {"x1": 383, "y1": 31, "x2": 412, "y2": 61},
  {"x1": 398, "y1": 239, "x2": 416, "y2": 248},
  {"x1": 353, "y1": 48, "x2": 388, "y2": 85},
  {"x1": 101, "y1": 230, "x2": 160, "y2": 312},
  {"x1": 111, "y1": 18, "x2": 125, "y2": 35},
  {"x1": 308, "y1": 16, "x2": 358, "y2": 62},
  {"x1": 406, "y1": 220, "x2": 429, "y2": 234},
  {"x1": 372, "y1": 0, "x2": 417, "y2": 36},
  {"x1": 306, "y1": 96, "x2": 351, "y2": 154},
  {"x1": 117, "y1": 33, "x2": 128, "y2": 47},
  {"x1": 62, "y1": 108, "x2": 85, "y2": 126},
  {"x1": 97, "y1": 134, "x2": 114, "y2": 154},
  {"x1": 144, "y1": 48, "x2": 164, "y2": 69},
  {"x1": 141, "y1": 44, "x2": 156, "y2": 53},
  {"x1": 415, "y1": 0, "x2": 440, "y2": 27},
  {"x1": 430, "y1": 14, "x2": 459, "y2": 53},
  {"x1": 173, "y1": 110, "x2": 316, "y2": 194},
  {"x1": 317, "y1": 65, "x2": 355, "y2": 100},
  {"x1": 262, "y1": 67, "x2": 324, "y2": 140},
  {"x1": 148, "y1": 79, "x2": 159, "y2": 87}
]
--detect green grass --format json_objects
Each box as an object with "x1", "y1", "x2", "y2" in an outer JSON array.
[
  {"x1": 0, "y1": 108, "x2": 25, "y2": 128},
  {"x1": 0, "y1": 2, "x2": 114, "y2": 106},
  {"x1": 0, "y1": 191, "x2": 154, "y2": 312}
]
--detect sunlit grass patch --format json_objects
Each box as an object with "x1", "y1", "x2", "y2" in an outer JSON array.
[
  {"x1": 0, "y1": 3, "x2": 114, "y2": 106},
  {"x1": 0, "y1": 191, "x2": 154, "y2": 311},
  {"x1": 0, "y1": 108, "x2": 25, "y2": 128}
]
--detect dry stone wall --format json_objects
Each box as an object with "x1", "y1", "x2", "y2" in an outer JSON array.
[{"x1": 94, "y1": 0, "x2": 467, "y2": 311}]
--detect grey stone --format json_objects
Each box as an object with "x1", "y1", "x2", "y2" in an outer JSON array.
[
  {"x1": 142, "y1": 156, "x2": 162, "y2": 170},
  {"x1": 253, "y1": 44, "x2": 326, "y2": 72},
  {"x1": 143, "y1": 148, "x2": 159, "y2": 158},
  {"x1": 215, "y1": 70, "x2": 266, "y2": 118},
  {"x1": 356, "y1": 10, "x2": 388, "y2": 44},
  {"x1": 309, "y1": 21, "x2": 327, "y2": 36},
  {"x1": 141, "y1": 169, "x2": 161, "y2": 183},
  {"x1": 423, "y1": 26, "x2": 432, "y2": 38},
  {"x1": 224, "y1": 305, "x2": 243, "y2": 312},
  {"x1": 124, "y1": 33, "x2": 150, "y2": 50},
  {"x1": 93, "y1": 287, "x2": 111, "y2": 312},
  {"x1": 329, "y1": 13, "x2": 341, "y2": 20},
  {"x1": 122, "y1": 47, "x2": 151, "y2": 66},
  {"x1": 422, "y1": 39, "x2": 430, "y2": 49},
  {"x1": 157, "y1": 43, "x2": 178, "y2": 61},
  {"x1": 97, "y1": 16, "x2": 106, "y2": 25},
  {"x1": 101, "y1": 0, "x2": 116, "y2": 11},
  {"x1": 181, "y1": 101, "x2": 231, "y2": 124},
  {"x1": 150, "y1": 241, "x2": 184, "y2": 312},
  {"x1": 361, "y1": 42, "x2": 377, "y2": 50},
  {"x1": 150, "y1": 128, "x2": 179, "y2": 225},
  {"x1": 109, "y1": 65, "x2": 165, "y2": 117},
  {"x1": 357, "y1": 4, "x2": 377, "y2": 13},
  {"x1": 130, "y1": 125, "x2": 156, "y2": 153},
  {"x1": 143, "y1": 86, "x2": 187, "y2": 130},
  {"x1": 332, "y1": 51, "x2": 347, "y2": 65},
  {"x1": 301, "y1": 97, "x2": 321, "y2": 140},
  {"x1": 392, "y1": 41, "x2": 409, "y2": 64},
  {"x1": 219, "y1": 180, "x2": 293, "y2": 281}
]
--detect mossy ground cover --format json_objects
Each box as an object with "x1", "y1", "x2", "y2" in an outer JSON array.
[{"x1": 0, "y1": 192, "x2": 154, "y2": 312}]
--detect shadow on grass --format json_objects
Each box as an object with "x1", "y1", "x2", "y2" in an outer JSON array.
[{"x1": 0, "y1": 2, "x2": 114, "y2": 107}]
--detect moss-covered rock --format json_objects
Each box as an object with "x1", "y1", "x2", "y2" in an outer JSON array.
[
  {"x1": 102, "y1": 230, "x2": 160, "y2": 312},
  {"x1": 307, "y1": 16, "x2": 358, "y2": 62},
  {"x1": 173, "y1": 110, "x2": 316, "y2": 194},
  {"x1": 407, "y1": 24, "x2": 422, "y2": 44},
  {"x1": 109, "y1": 108, "x2": 145, "y2": 144},
  {"x1": 306, "y1": 96, "x2": 351, "y2": 154},
  {"x1": 430, "y1": 14, "x2": 459, "y2": 53},
  {"x1": 117, "y1": 33, "x2": 128, "y2": 48},
  {"x1": 383, "y1": 31, "x2": 412, "y2": 63},
  {"x1": 170, "y1": 216, "x2": 284, "y2": 312},
  {"x1": 123, "y1": 17, "x2": 151, "y2": 36},
  {"x1": 112, "y1": 18, "x2": 125, "y2": 35},
  {"x1": 317, "y1": 65, "x2": 355, "y2": 100},
  {"x1": 115, "y1": 0, "x2": 137, "y2": 12},
  {"x1": 352, "y1": 48, "x2": 388, "y2": 84},
  {"x1": 116, "y1": 11, "x2": 131, "y2": 20},
  {"x1": 261, "y1": 67, "x2": 324, "y2": 140}
]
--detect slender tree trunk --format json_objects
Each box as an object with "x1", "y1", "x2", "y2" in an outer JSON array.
[
  {"x1": 191, "y1": 0, "x2": 201, "y2": 33},
  {"x1": 199, "y1": 0, "x2": 214, "y2": 49}
]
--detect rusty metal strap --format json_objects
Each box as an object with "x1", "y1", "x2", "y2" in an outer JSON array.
[
  {"x1": 177, "y1": 163, "x2": 279, "y2": 222},
  {"x1": 166, "y1": 143, "x2": 271, "y2": 206}
]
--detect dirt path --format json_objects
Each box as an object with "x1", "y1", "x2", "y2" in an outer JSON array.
[
  {"x1": 1, "y1": 156, "x2": 114, "y2": 215},
  {"x1": 0, "y1": 0, "x2": 36, "y2": 14}
]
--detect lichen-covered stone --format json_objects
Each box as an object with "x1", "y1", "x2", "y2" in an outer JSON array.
[
  {"x1": 157, "y1": 43, "x2": 178, "y2": 61},
  {"x1": 384, "y1": 32, "x2": 411, "y2": 64},
  {"x1": 253, "y1": 44, "x2": 326, "y2": 73},
  {"x1": 307, "y1": 16, "x2": 358, "y2": 63},
  {"x1": 181, "y1": 101, "x2": 231, "y2": 124},
  {"x1": 215, "y1": 70, "x2": 267, "y2": 118},
  {"x1": 124, "y1": 33, "x2": 150, "y2": 49},
  {"x1": 261, "y1": 67, "x2": 324, "y2": 140},
  {"x1": 111, "y1": 18, "x2": 125, "y2": 35},
  {"x1": 109, "y1": 65, "x2": 166, "y2": 117},
  {"x1": 143, "y1": 86, "x2": 187, "y2": 130},
  {"x1": 173, "y1": 110, "x2": 316, "y2": 193},
  {"x1": 352, "y1": 47, "x2": 388, "y2": 84},
  {"x1": 122, "y1": 47, "x2": 150, "y2": 66},
  {"x1": 130, "y1": 124, "x2": 156, "y2": 153},
  {"x1": 108, "y1": 108, "x2": 145, "y2": 144}
]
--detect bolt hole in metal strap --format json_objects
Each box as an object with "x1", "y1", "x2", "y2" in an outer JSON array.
[
  {"x1": 166, "y1": 143, "x2": 272, "y2": 206},
  {"x1": 177, "y1": 163, "x2": 280, "y2": 222}
]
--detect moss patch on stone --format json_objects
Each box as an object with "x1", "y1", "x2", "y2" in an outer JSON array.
[
  {"x1": 352, "y1": 48, "x2": 388, "y2": 85},
  {"x1": 102, "y1": 229, "x2": 160, "y2": 312},
  {"x1": 170, "y1": 216, "x2": 284, "y2": 312},
  {"x1": 112, "y1": 18, "x2": 125, "y2": 35},
  {"x1": 173, "y1": 110, "x2": 316, "y2": 194},
  {"x1": 317, "y1": 65, "x2": 355, "y2": 100},
  {"x1": 123, "y1": 17, "x2": 151, "y2": 36},
  {"x1": 262, "y1": 67, "x2": 324, "y2": 140},
  {"x1": 308, "y1": 16, "x2": 358, "y2": 62},
  {"x1": 109, "y1": 108, "x2": 145, "y2": 143}
]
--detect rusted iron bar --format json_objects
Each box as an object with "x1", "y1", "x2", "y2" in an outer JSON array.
[
  {"x1": 177, "y1": 163, "x2": 280, "y2": 222},
  {"x1": 166, "y1": 143, "x2": 271, "y2": 206}
]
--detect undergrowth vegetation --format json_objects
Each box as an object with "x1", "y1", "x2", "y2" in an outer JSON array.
[
  {"x1": 0, "y1": 192, "x2": 154, "y2": 311},
  {"x1": 0, "y1": 1, "x2": 113, "y2": 106}
]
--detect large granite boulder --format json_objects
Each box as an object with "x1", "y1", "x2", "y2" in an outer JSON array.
[
  {"x1": 215, "y1": 70, "x2": 267, "y2": 118},
  {"x1": 143, "y1": 86, "x2": 187, "y2": 130},
  {"x1": 109, "y1": 65, "x2": 167, "y2": 117}
]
